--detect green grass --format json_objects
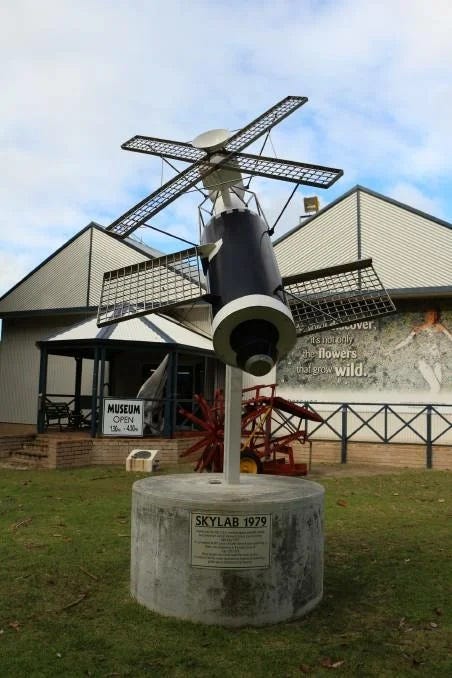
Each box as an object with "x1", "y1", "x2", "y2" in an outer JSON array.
[{"x1": 0, "y1": 466, "x2": 451, "y2": 677}]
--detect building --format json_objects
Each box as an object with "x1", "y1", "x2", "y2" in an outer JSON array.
[
  {"x1": 0, "y1": 222, "x2": 214, "y2": 433},
  {"x1": 274, "y1": 185, "x2": 452, "y2": 402},
  {"x1": 0, "y1": 185, "x2": 451, "y2": 467},
  {"x1": 273, "y1": 186, "x2": 452, "y2": 468}
]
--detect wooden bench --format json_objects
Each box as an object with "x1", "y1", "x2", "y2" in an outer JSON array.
[{"x1": 44, "y1": 400, "x2": 74, "y2": 430}]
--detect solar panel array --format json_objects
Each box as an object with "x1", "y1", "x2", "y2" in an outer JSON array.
[
  {"x1": 225, "y1": 96, "x2": 307, "y2": 152},
  {"x1": 235, "y1": 152, "x2": 342, "y2": 187},
  {"x1": 97, "y1": 247, "x2": 206, "y2": 326},
  {"x1": 284, "y1": 259, "x2": 396, "y2": 335},
  {"x1": 106, "y1": 161, "x2": 212, "y2": 237},
  {"x1": 122, "y1": 136, "x2": 205, "y2": 163},
  {"x1": 106, "y1": 96, "x2": 310, "y2": 239}
]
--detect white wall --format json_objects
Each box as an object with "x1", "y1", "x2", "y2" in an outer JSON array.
[{"x1": 0, "y1": 314, "x2": 92, "y2": 424}]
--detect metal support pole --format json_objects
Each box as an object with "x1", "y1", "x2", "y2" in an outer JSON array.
[
  {"x1": 74, "y1": 357, "x2": 83, "y2": 423},
  {"x1": 171, "y1": 352, "x2": 179, "y2": 437},
  {"x1": 91, "y1": 348, "x2": 100, "y2": 438},
  {"x1": 341, "y1": 404, "x2": 348, "y2": 464},
  {"x1": 98, "y1": 347, "x2": 106, "y2": 435},
  {"x1": 37, "y1": 347, "x2": 48, "y2": 433},
  {"x1": 223, "y1": 365, "x2": 243, "y2": 485},
  {"x1": 426, "y1": 405, "x2": 433, "y2": 469}
]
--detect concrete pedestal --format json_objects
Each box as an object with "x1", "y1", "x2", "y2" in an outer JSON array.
[{"x1": 131, "y1": 473, "x2": 324, "y2": 627}]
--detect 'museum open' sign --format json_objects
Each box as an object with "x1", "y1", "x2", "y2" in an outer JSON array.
[{"x1": 102, "y1": 398, "x2": 144, "y2": 436}]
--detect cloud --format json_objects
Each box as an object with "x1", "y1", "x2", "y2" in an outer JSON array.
[
  {"x1": 1, "y1": 0, "x2": 452, "y2": 297},
  {"x1": 386, "y1": 182, "x2": 446, "y2": 219},
  {"x1": 0, "y1": 252, "x2": 37, "y2": 299}
]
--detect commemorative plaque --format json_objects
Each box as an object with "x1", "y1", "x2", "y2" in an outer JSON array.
[{"x1": 190, "y1": 512, "x2": 271, "y2": 569}]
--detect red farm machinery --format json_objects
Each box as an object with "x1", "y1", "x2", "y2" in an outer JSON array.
[{"x1": 179, "y1": 384, "x2": 322, "y2": 475}]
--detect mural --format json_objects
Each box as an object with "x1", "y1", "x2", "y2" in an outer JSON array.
[{"x1": 277, "y1": 308, "x2": 452, "y2": 402}]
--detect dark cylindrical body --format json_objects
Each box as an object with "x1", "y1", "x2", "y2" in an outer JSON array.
[
  {"x1": 201, "y1": 209, "x2": 296, "y2": 375},
  {"x1": 201, "y1": 209, "x2": 284, "y2": 315}
]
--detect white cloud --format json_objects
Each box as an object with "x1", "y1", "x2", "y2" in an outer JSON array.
[
  {"x1": 0, "y1": 251, "x2": 37, "y2": 297},
  {"x1": 386, "y1": 182, "x2": 446, "y2": 219}
]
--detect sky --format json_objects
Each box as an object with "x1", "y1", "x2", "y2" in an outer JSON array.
[{"x1": 1, "y1": 0, "x2": 452, "y2": 298}]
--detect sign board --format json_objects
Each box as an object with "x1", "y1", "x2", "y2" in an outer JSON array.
[
  {"x1": 102, "y1": 398, "x2": 144, "y2": 436},
  {"x1": 277, "y1": 308, "x2": 452, "y2": 401},
  {"x1": 190, "y1": 512, "x2": 271, "y2": 569}
]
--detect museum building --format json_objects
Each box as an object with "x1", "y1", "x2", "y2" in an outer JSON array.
[
  {"x1": 0, "y1": 223, "x2": 217, "y2": 436},
  {"x1": 0, "y1": 185, "x2": 451, "y2": 467}
]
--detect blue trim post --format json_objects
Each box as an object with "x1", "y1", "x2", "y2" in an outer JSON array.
[
  {"x1": 73, "y1": 357, "x2": 83, "y2": 424},
  {"x1": 426, "y1": 405, "x2": 433, "y2": 469},
  {"x1": 37, "y1": 347, "x2": 48, "y2": 433},
  {"x1": 171, "y1": 352, "x2": 179, "y2": 436},
  {"x1": 98, "y1": 347, "x2": 106, "y2": 435},
  {"x1": 90, "y1": 347, "x2": 100, "y2": 438},
  {"x1": 341, "y1": 404, "x2": 348, "y2": 464}
]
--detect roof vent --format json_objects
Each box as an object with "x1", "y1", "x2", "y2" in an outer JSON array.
[{"x1": 299, "y1": 196, "x2": 320, "y2": 224}]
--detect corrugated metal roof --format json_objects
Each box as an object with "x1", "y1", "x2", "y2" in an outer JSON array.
[
  {"x1": 0, "y1": 229, "x2": 92, "y2": 313},
  {"x1": 360, "y1": 191, "x2": 452, "y2": 289},
  {"x1": 168, "y1": 303, "x2": 212, "y2": 336},
  {"x1": 275, "y1": 192, "x2": 358, "y2": 277},
  {"x1": 0, "y1": 224, "x2": 163, "y2": 315},
  {"x1": 87, "y1": 228, "x2": 159, "y2": 307},
  {"x1": 124, "y1": 237, "x2": 162, "y2": 259},
  {"x1": 44, "y1": 313, "x2": 213, "y2": 351},
  {"x1": 274, "y1": 186, "x2": 452, "y2": 294}
]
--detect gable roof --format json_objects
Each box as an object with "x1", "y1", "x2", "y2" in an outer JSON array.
[
  {"x1": 0, "y1": 224, "x2": 163, "y2": 316},
  {"x1": 274, "y1": 185, "x2": 452, "y2": 297},
  {"x1": 41, "y1": 313, "x2": 213, "y2": 353}
]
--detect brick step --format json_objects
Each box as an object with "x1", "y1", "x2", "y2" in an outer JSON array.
[
  {"x1": 21, "y1": 439, "x2": 49, "y2": 457},
  {"x1": 3, "y1": 454, "x2": 47, "y2": 469},
  {"x1": 20, "y1": 446, "x2": 48, "y2": 458}
]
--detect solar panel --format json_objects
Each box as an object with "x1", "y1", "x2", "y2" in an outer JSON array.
[
  {"x1": 97, "y1": 247, "x2": 208, "y2": 326},
  {"x1": 283, "y1": 259, "x2": 396, "y2": 335},
  {"x1": 234, "y1": 152, "x2": 343, "y2": 188},
  {"x1": 106, "y1": 96, "x2": 312, "y2": 239}
]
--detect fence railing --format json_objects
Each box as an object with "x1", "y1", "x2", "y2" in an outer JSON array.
[
  {"x1": 298, "y1": 402, "x2": 452, "y2": 468},
  {"x1": 38, "y1": 393, "x2": 452, "y2": 470}
]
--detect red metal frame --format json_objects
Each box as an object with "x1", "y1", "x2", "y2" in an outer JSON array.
[{"x1": 179, "y1": 384, "x2": 322, "y2": 475}]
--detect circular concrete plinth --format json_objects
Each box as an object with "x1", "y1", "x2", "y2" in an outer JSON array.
[{"x1": 131, "y1": 474, "x2": 324, "y2": 627}]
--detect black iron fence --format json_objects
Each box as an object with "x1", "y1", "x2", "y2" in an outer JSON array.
[
  {"x1": 299, "y1": 402, "x2": 452, "y2": 469},
  {"x1": 39, "y1": 393, "x2": 452, "y2": 470}
]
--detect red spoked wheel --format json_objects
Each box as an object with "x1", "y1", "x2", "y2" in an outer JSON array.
[
  {"x1": 179, "y1": 384, "x2": 322, "y2": 475},
  {"x1": 180, "y1": 390, "x2": 225, "y2": 472}
]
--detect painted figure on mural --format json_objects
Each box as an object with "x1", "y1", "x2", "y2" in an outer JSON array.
[{"x1": 391, "y1": 309, "x2": 452, "y2": 394}]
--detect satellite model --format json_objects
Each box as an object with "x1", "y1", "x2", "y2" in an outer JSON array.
[{"x1": 97, "y1": 96, "x2": 395, "y2": 377}]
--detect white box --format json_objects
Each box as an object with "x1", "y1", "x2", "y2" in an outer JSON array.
[{"x1": 126, "y1": 449, "x2": 159, "y2": 473}]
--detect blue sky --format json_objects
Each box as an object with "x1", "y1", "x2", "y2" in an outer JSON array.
[{"x1": 1, "y1": 0, "x2": 452, "y2": 297}]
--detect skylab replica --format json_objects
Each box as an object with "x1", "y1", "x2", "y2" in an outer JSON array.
[
  {"x1": 97, "y1": 96, "x2": 394, "y2": 377},
  {"x1": 97, "y1": 96, "x2": 396, "y2": 627}
]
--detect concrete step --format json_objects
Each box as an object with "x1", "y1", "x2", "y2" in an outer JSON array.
[
  {"x1": 21, "y1": 440, "x2": 48, "y2": 458},
  {"x1": 6, "y1": 449, "x2": 49, "y2": 468},
  {"x1": 20, "y1": 446, "x2": 47, "y2": 458},
  {"x1": 0, "y1": 457, "x2": 33, "y2": 469},
  {"x1": 1, "y1": 457, "x2": 45, "y2": 469}
]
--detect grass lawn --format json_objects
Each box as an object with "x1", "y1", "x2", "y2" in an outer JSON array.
[{"x1": 0, "y1": 466, "x2": 450, "y2": 677}]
